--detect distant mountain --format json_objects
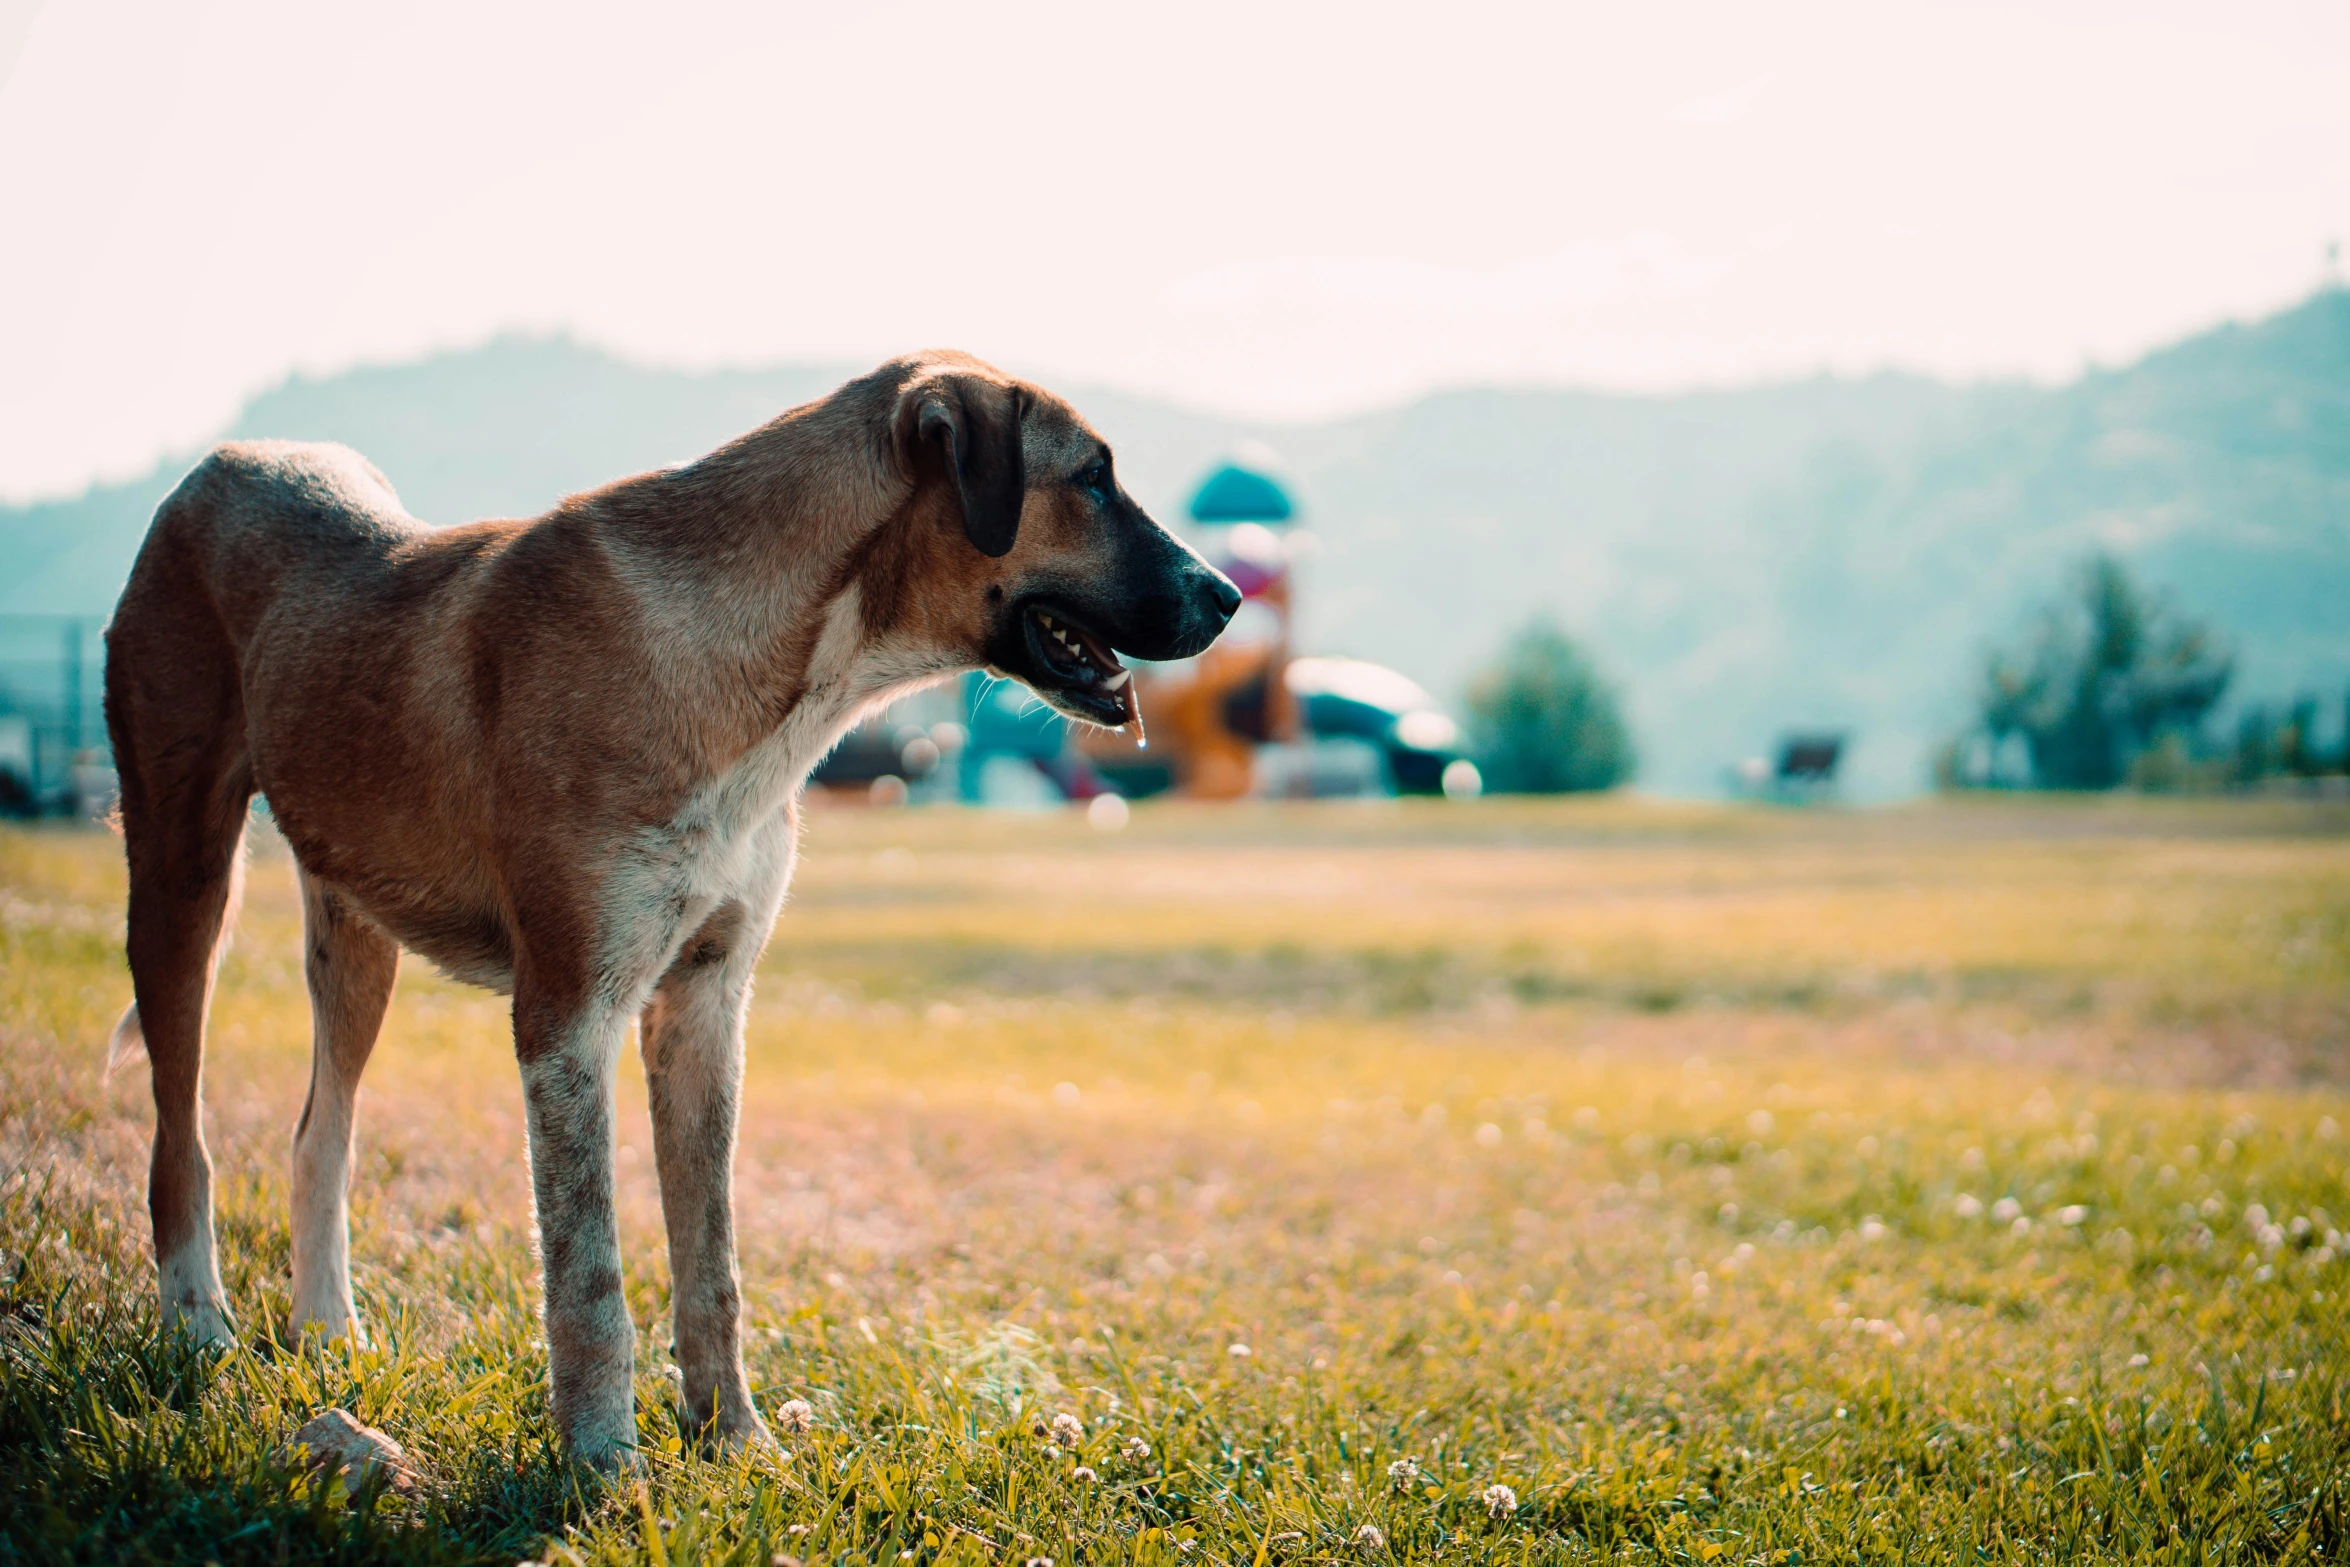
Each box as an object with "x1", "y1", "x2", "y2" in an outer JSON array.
[{"x1": 4, "y1": 294, "x2": 2346, "y2": 797}]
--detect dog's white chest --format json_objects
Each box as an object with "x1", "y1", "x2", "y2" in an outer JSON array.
[{"x1": 599, "y1": 588, "x2": 949, "y2": 995}]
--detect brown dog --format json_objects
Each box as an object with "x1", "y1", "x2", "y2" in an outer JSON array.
[{"x1": 101, "y1": 351, "x2": 1239, "y2": 1467}]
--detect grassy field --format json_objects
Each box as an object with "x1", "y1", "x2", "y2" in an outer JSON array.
[{"x1": 4, "y1": 795, "x2": 2349, "y2": 1564}]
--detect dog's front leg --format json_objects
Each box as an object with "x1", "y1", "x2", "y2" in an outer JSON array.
[
  {"x1": 517, "y1": 993, "x2": 638, "y2": 1470},
  {"x1": 642, "y1": 901, "x2": 769, "y2": 1451}
]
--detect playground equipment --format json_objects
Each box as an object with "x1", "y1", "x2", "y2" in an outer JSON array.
[{"x1": 1076, "y1": 458, "x2": 1299, "y2": 799}]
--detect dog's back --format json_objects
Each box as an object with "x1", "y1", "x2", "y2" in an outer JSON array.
[{"x1": 121, "y1": 441, "x2": 418, "y2": 644}]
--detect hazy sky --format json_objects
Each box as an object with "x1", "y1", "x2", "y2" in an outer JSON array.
[{"x1": 2, "y1": 0, "x2": 2345, "y2": 501}]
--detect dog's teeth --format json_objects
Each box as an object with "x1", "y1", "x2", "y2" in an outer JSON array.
[
  {"x1": 1054, "y1": 630, "x2": 1074, "y2": 646},
  {"x1": 1040, "y1": 614, "x2": 1054, "y2": 628},
  {"x1": 1105, "y1": 668, "x2": 1132, "y2": 690}
]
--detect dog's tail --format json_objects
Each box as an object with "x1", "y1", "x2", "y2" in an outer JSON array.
[{"x1": 103, "y1": 1003, "x2": 146, "y2": 1077}]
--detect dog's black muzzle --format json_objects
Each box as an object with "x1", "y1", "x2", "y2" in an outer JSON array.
[{"x1": 1104, "y1": 512, "x2": 1243, "y2": 662}]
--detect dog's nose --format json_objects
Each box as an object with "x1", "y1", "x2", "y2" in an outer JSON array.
[{"x1": 1202, "y1": 573, "x2": 1243, "y2": 622}]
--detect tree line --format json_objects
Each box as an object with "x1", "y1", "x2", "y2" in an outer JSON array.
[
  {"x1": 1943, "y1": 554, "x2": 2345, "y2": 791},
  {"x1": 1458, "y1": 550, "x2": 2341, "y2": 799}
]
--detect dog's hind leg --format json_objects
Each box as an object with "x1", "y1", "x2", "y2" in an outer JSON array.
[
  {"x1": 108, "y1": 646, "x2": 254, "y2": 1348},
  {"x1": 131, "y1": 821, "x2": 248, "y2": 1349},
  {"x1": 107, "y1": 459, "x2": 267, "y2": 1348},
  {"x1": 288, "y1": 873, "x2": 399, "y2": 1343},
  {"x1": 643, "y1": 898, "x2": 772, "y2": 1452}
]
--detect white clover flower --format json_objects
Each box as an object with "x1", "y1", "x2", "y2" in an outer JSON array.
[
  {"x1": 774, "y1": 1398, "x2": 816, "y2": 1434},
  {"x1": 1124, "y1": 1436, "x2": 1152, "y2": 1461},
  {"x1": 1991, "y1": 1197, "x2": 2022, "y2": 1223},
  {"x1": 1387, "y1": 1458, "x2": 1420, "y2": 1490},
  {"x1": 1228, "y1": 1343, "x2": 1253, "y2": 1358},
  {"x1": 1354, "y1": 1524, "x2": 1386, "y2": 1550},
  {"x1": 1953, "y1": 1194, "x2": 1983, "y2": 1219},
  {"x1": 1072, "y1": 1466, "x2": 1097, "y2": 1484},
  {"x1": 1480, "y1": 1483, "x2": 1518, "y2": 1518},
  {"x1": 1050, "y1": 1412, "x2": 1085, "y2": 1447}
]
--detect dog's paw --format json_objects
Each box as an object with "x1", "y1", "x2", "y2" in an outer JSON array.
[
  {"x1": 564, "y1": 1424, "x2": 643, "y2": 1476},
  {"x1": 164, "y1": 1293, "x2": 238, "y2": 1353},
  {"x1": 287, "y1": 1307, "x2": 369, "y2": 1351},
  {"x1": 678, "y1": 1401, "x2": 774, "y2": 1458},
  {"x1": 712, "y1": 1410, "x2": 776, "y2": 1457}
]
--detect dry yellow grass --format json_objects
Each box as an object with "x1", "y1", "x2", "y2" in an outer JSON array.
[{"x1": 2, "y1": 795, "x2": 2347, "y2": 1564}]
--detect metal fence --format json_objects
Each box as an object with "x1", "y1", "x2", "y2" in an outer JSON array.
[{"x1": 0, "y1": 614, "x2": 110, "y2": 816}]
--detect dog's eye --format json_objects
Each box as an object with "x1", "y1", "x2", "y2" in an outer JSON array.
[{"x1": 1078, "y1": 459, "x2": 1112, "y2": 499}]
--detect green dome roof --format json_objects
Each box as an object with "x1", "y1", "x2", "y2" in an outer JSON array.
[{"x1": 1187, "y1": 462, "x2": 1295, "y2": 524}]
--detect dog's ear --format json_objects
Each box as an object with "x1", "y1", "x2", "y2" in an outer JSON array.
[{"x1": 902, "y1": 374, "x2": 1026, "y2": 557}]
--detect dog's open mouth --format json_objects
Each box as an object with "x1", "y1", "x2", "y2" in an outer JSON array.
[{"x1": 1022, "y1": 602, "x2": 1138, "y2": 728}]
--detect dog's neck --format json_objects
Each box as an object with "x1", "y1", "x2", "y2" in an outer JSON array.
[
  {"x1": 564, "y1": 410, "x2": 963, "y2": 773},
  {"x1": 599, "y1": 413, "x2": 897, "y2": 606}
]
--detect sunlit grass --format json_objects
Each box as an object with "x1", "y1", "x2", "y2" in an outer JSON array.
[{"x1": 4, "y1": 798, "x2": 2348, "y2": 1563}]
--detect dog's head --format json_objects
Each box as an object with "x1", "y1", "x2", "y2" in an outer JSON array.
[{"x1": 880, "y1": 353, "x2": 1242, "y2": 727}]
